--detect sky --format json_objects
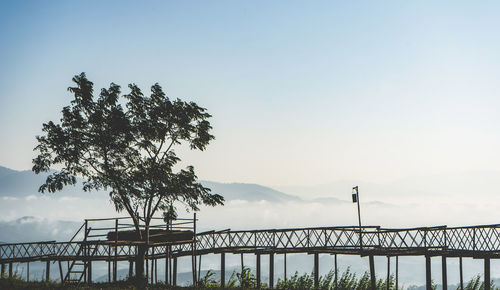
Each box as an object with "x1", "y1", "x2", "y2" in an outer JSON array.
[
  {"x1": 2, "y1": 2, "x2": 500, "y2": 282},
  {"x1": 2, "y1": 0, "x2": 500, "y2": 188}
]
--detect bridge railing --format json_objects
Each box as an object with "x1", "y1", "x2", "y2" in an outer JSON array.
[{"x1": 2, "y1": 224, "x2": 500, "y2": 262}]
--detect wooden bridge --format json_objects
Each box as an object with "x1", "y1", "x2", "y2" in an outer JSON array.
[{"x1": 1, "y1": 215, "x2": 499, "y2": 289}]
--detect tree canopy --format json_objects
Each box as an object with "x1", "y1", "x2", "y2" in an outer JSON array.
[{"x1": 32, "y1": 72, "x2": 224, "y2": 234}]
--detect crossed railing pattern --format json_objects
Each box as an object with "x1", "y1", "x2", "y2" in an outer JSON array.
[
  {"x1": 2, "y1": 225, "x2": 500, "y2": 262},
  {"x1": 0, "y1": 241, "x2": 57, "y2": 261}
]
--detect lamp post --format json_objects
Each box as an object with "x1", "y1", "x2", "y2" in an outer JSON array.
[{"x1": 352, "y1": 186, "x2": 362, "y2": 249}]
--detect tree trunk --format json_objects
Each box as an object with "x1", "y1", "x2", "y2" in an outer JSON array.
[
  {"x1": 134, "y1": 220, "x2": 150, "y2": 283},
  {"x1": 135, "y1": 244, "x2": 148, "y2": 280}
]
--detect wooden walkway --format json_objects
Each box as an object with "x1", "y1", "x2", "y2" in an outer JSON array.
[{"x1": 1, "y1": 216, "x2": 499, "y2": 289}]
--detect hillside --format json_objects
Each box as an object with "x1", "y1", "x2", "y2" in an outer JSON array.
[{"x1": 0, "y1": 166, "x2": 300, "y2": 202}]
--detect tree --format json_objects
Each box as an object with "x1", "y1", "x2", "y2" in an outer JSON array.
[{"x1": 32, "y1": 73, "x2": 224, "y2": 279}]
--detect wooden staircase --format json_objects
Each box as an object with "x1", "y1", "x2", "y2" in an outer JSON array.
[{"x1": 62, "y1": 227, "x2": 99, "y2": 284}]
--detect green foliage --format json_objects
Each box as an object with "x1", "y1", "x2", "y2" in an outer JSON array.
[
  {"x1": 32, "y1": 73, "x2": 225, "y2": 278},
  {"x1": 198, "y1": 270, "x2": 220, "y2": 288},
  {"x1": 225, "y1": 267, "x2": 259, "y2": 288},
  {"x1": 33, "y1": 73, "x2": 224, "y2": 223},
  {"x1": 459, "y1": 275, "x2": 499, "y2": 290},
  {"x1": 276, "y1": 267, "x2": 401, "y2": 290},
  {"x1": 236, "y1": 267, "x2": 257, "y2": 288}
]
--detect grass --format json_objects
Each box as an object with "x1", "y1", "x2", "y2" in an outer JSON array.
[{"x1": 0, "y1": 268, "x2": 498, "y2": 289}]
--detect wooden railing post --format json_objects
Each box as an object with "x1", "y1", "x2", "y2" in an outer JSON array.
[{"x1": 473, "y1": 228, "x2": 476, "y2": 251}]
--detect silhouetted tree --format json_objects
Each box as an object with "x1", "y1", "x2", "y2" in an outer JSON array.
[{"x1": 32, "y1": 73, "x2": 224, "y2": 280}]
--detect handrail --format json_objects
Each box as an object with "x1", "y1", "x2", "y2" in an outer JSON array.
[
  {"x1": 54, "y1": 222, "x2": 85, "y2": 259},
  {"x1": 0, "y1": 240, "x2": 56, "y2": 246}
]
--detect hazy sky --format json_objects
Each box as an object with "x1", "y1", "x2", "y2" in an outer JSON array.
[{"x1": 2, "y1": 0, "x2": 500, "y2": 186}]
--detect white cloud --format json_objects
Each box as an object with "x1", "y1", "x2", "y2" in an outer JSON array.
[
  {"x1": 2, "y1": 196, "x2": 18, "y2": 201},
  {"x1": 25, "y1": 195, "x2": 38, "y2": 201}
]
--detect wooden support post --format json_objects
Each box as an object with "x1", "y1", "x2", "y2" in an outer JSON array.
[
  {"x1": 485, "y1": 258, "x2": 491, "y2": 290},
  {"x1": 173, "y1": 256, "x2": 177, "y2": 286},
  {"x1": 198, "y1": 255, "x2": 202, "y2": 284},
  {"x1": 221, "y1": 253, "x2": 226, "y2": 287},
  {"x1": 113, "y1": 218, "x2": 118, "y2": 282},
  {"x1": 151, "y1": 248, "x2": 155, "y2": 283},
  {"x1": 108, "y1": 247, "x2": 111, "y2": 282},
  {"x1": 129, "y1": 260, "x2": 133, "y2": 280},
  {"x1": 165, "y1": 254, "x2": 169, "y2": 285},
  {"x1": 314, "y1": 253, "x2": 319, "y2": 289},
  {"x1": 387, "y1": 256, "x2": 390, "y2": 290},
  {"x1": 459, "y1": 257, "x2": 464, "y2": 290},
  {"x1": 58, "y1": 261, "x2": 63, "y2": 283},
  {"x1": 46, "y1": 260, "x2": 50, "y2": 282},
  {"x1": 192, "y1": 213, "x2": 197, "y2": 286},
  {"x1": 165, "y1": 220, "x2": 169, "y2": 285},
  {"x1": 334, "y1": 254, "x2": 338, "y2": 288},
  {"x1": 241, "y1": 253, "x2": 244, "y2": 274},
  {"x1": 84, "y1": 219, "x2": 88, "y2": 284},
  {"x1": 256, "y1": 253, "x2": 261, "y2": 288},
  {"x1": 426, "y1": 256, "x2": 432, "y2": 290},
  {"x1": 369, "y1": 255, "x2": 376, "y2": 290},
  {"x1": 169, "y1": 246, "x2": 173, "y2": 285},
  {"x1": 284, "y1": 253, "x2": 287, "y2": 282},
  {"x1": 88, "y1": 260, "x2": 92, "y2": 283},
  {"x1": 146, "y1": 254, "x2": 149, "y2": 284},
  {"x1": 396, "y1": 256, "x2": 399, "y2": 290},
  {"x1": 27, "y1": 262, "x2": 29, "y2": 282},
  {"x1": 8, "y1": 262, "x2": 12, "y2": 279},
  {"x1": 269, "y1": 253, "x2": 274, "y2": 288},
  {"x1": 442, "y1": 256, "x2": 447, "y2": 290}
]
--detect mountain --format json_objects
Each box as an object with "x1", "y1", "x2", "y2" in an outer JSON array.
[
  {"x1": 201, "y1": 181, "x2": 300, "y2": 202},
  {"x1": 0, "y1": 165, "x2": 92, "y2": 198},
  {"x1": 0, "y1": 166, "x2": 17, "y2": 178},
  {"x1": 0, "y1": 165, "x2": 300, "y2": 202}
]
